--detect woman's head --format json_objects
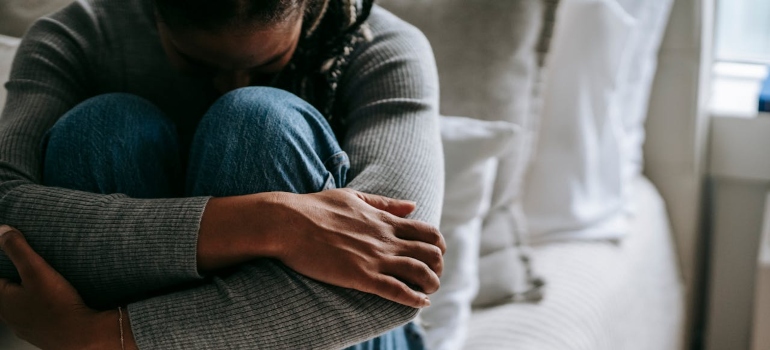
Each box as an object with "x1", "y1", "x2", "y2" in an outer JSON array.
[
  {"x1": 154, "y1": 0, "x2": 317, "y2": 93},
  {"x1": 155, "y1": 0, "x2": 309, "y2": 32},
  {"x1": 153, "y1": 0, "x2": 374, "y2": 122}
]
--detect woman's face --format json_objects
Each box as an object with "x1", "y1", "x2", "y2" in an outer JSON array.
[{"x1": 157, "y1": 17, "x2": 303, "y2": 95}]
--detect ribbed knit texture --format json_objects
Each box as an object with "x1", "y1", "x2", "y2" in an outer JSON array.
[
  {"x1": 464, "y1": 178, "x2": 684, "y2": 350},
  {"x1": 0, "y1": 1, "x2": 443, "y2": 348}
]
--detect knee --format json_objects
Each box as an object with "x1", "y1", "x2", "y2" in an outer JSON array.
[
  {"x1": 210, "y1": 86, "x2": 310, "y2": 117},
  {"x1": 199, "y1": 87, "x2": 323, "y2": 140},
  {"x1": 187, "y1": 88, "x2": 347, "y2": 195},
  {"x1": 47, "y1": 93, "x2": 174, "y2": 148}
]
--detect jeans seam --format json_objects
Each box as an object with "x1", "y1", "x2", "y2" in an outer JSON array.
[
  {"x1": 322, "y1": 151, "x2": 349, "y2": 189},
  {"x1": 323, "y1": 151, "x2": 349, "y2": 171}
]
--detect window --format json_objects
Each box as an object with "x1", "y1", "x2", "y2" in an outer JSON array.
[
  {"x1": 715, "y1": 0, "x2": 770, "y2": 64},
  {"x1": 710, "y1": 0, "x2": 770, "y2": 117}
]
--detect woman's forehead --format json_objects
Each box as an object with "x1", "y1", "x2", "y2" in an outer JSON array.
[{"x1": 161, "y1": 19, "x2": 302, "y2": 71}]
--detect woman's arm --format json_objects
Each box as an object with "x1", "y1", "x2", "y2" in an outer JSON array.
[
  {"x1": 339, "y1": 10, "x2": 445, "y2": 226},
  {"x1": 0, "y1": 4, "x2": 445, "y2": 349},
  {"x1": 0, "y1": 2, "x2": 442, "y2": 312},
  {"x1": 115, "y1": 11, "x2": 446, "y2": 349},
  {"x1": 0, "y1": 226, "x2": 420, "y2": 350},
  {"x1": 0, "y1": 226, "x2": 135, "y2": 350},
  {"x1": 0, "y1": 6, "x2": 212, "y2": 307},
  {"x1": 199, "y1": 189, "x2": 444, "y2": 308}
]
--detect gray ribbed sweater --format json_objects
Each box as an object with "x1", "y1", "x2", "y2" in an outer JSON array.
[{"x1": 0, "y1": 1, "x2": 444, "y2": 348}]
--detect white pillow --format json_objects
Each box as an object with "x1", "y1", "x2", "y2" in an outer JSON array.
[
  {"x1": 522, "y1": 0, "x2": 673, "y2": 243},
  {"x1": 523, "y1": 0, "x2": 636, "y2": 242},
  {"x1": 0, "y1": 35, "x2": 21, "y2": 113},
  {"x1": 422, "y1": 116, "x2": 519, "y2": 350},
  {"x1": 614, "y1": 0, "x2": 674, "y2": 213},
  {"x1": 378, "y1": 0, "x2": 560, "y2": 307}
]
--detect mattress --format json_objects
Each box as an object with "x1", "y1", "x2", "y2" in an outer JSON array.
[{"x1": 465, "y1": 176, "x2": 685, "y2": 350}]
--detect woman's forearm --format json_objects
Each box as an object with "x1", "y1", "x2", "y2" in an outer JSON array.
[
  {"x1": 91, "y1": 310, "x2": 138, "y2": 350},
  {"x1": 197, "y1": 188, "x2": 443, "y2": 308},
  {"x1": 113, "y1": 188, "x2": 444, "y2": 348},
  {"x1": 125, "y1": 260, "x2": 419, "y2": 349},
  {"x1": 196, "y1": 193, "x2": 284, "y2": 272},
  {"x1": 0, "y1": 184, "x2": 210, "y2": 308}
]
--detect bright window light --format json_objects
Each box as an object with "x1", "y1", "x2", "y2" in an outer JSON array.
[{"x1": 715, "y1": 0, "x2": 770, "y2": 64}]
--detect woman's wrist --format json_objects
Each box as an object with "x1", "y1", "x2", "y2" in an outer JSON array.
[
  {"x1": 88, "y1": 309, "x2": 137, "y2": 350},
  {"x1": 197, "y1": 192, "x2": 289, "y2": 272}
]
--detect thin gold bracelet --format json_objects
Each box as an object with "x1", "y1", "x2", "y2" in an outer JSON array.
[{"x1": 118, "y1": 306, "x2": 125, "y2": 350}]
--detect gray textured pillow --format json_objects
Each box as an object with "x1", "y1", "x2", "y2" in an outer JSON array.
[
  {"x1": 0, "y1": 0, "x2": 73, "y2": 37},
  {"x1": 0, "y1": 35, "x2": 21, "y2": 113},
  {"x1": 377, "y1": 0, "x2": 558, "y2": 307}
]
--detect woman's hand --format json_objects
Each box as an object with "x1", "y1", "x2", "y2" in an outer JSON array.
[
  {"x1": 199, "y1": 189, "x2": 446, "y2": 309},
  {"x1": 0, "y1": 226, "x2": 134, "y2": 350},
  {"x1": 273, "y1": 189, "x2": 445, "y2": 308}
]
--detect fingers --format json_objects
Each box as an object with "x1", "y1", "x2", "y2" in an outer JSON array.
[
  {"x1": 396, "y1": 240, "x2": 444, "y2": 277},
  {"x1": 353, "y1": 191, "x2": 416, "y2": 218},
  {"x1": 383, "y1": 257, "x2": 440, "y2": 295},
  {"x1": 0, "y1": 226, "x2": 14, "y2": 237},
  {"x1": 0, "y1": 226, "x2": 50, "y2": 285},
  {"x1": 369, "y1": 275, "x2": 431, "y2": 309},
  {"x1": 342, "y1": 190, "x2": 444, "y2": 252},
  {"x1": 394, "y1": 220, "x2": 446, "y2": 254}
]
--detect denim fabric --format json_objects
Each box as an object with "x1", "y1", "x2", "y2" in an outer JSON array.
[
  {"x1": 345, "y1": 322, "x2": 426, "y2": 350},
  {"x1": 41, "y1": 87, "x2": 423, "y2": 350}
]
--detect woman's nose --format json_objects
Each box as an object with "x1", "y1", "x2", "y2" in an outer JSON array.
[{"x1": 213, "y1": 71, "x2": 252, "y2": 94}]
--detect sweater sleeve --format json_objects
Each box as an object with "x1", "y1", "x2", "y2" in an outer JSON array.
[
  {"x1": 123, "y1": 13, "x2": 442, "y2": 350},
  {"x1": 341, "y1": 17, "x2": 444, "y2": 227},
  {"x1": 0, "y1": 4, "x2": 207, "y2": 308}
]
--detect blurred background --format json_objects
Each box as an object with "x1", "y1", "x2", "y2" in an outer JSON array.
[{"x1": 1, "y1": 0, "x2": 769, "y2": 349}]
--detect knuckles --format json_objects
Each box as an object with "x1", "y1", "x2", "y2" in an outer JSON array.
[
  {"x1": 411, "y1": 223, "x2": 445, "y2": 253},
  {"x1": 427, "y1": 226, "x2": 446, "y2": 254},
  {"x1": 421, "y1": 268, "x2": 441, "y2": 294},
  {"x1": 426, "y1": 245, "x2": 444, "y2": 276},
  {"x1": 338, "y1": 188, "x2": 364, "y2": 202},
  {"x1": 406, "y1": 258, "x2": 440, "y2": 295},
  {"x1": 424, "y1": 281, "x2": 440, "y2": 295}
]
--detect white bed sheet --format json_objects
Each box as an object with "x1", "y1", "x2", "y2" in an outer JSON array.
[{"x1": 465, "y1": 176, "x2": 685, "y2": 350}]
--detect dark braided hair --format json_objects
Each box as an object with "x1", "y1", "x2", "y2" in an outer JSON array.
[{"x1": 154, "y1": 0, "x2": 376, "y2": 137}]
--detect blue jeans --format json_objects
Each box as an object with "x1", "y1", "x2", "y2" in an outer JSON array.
[{"x1": 41, "y1": 87, "x2": 424, "y2": 350}]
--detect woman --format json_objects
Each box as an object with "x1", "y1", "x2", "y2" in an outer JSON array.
[{"x1": 0, "y1": 0, "x2": 444, "y2": 348}]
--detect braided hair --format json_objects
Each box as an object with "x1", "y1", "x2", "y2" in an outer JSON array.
[
  {"x1": 283, "y1": 0, "x2": 375, "y2": 136},
  {"x1": 155, "y1": 0, "x2": 376, "y2": 137}
]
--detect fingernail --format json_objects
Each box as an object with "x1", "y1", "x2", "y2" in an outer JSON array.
[
  {"x1": 0, "y1": 226, "x2": 11, "y2": 247},
  {"x1": 0, "y1": 226, "x2": 12, "y2": 238},
  {"x1": 417, "y1": 293, "x2": 430, "y2": 307}
]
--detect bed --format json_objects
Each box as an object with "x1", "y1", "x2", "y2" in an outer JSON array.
[{"x1": 465, "y1": 176, "x2": 684, "y2": 350}]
